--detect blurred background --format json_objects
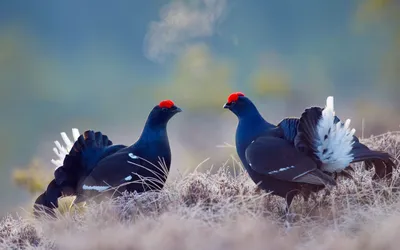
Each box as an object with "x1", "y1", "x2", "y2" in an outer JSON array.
[{"x1": 0, "y1": 0, "x2": 399, "y2": 215}]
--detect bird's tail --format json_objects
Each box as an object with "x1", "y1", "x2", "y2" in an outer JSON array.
[
  {"x1": 294, "y1": 168, "x2": 337, "y2": 187},
  {"x1": 294, "y1": 96, "x2": 396, "y2": 179},
  {"x1": 295, "y1": 96, "x2": 355, "y2": 172},
  {"x1": 33, "y1": 180, "x2": 62, "y2": 218},
  {"x1": 53, "y1": 130, "x2": 113, "y2": 187},
  {"x1": 51, "y1": 128, "x2": 81, "y2": 168},
  {"x1": 350, "y1": 139, "x2": 397, "y2": 179}
]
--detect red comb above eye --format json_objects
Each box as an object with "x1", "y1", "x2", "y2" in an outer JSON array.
[
  {"x1": 159, "y1": 100, "x2": 175, "y2": 109},
  {"x1": 227, "y1": 92, "x2": 245, "y2": 103}
]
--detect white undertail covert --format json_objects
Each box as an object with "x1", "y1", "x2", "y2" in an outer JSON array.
[
  {"x1": 315, "y1": 96, "x2": 356, "y2": 173},
  {"x1": 51, "y1": 128, "x2": 80, "y2": 168}
]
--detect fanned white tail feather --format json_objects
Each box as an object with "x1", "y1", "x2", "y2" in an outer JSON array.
[
  {"x1": 315, "y1": 97, "x2": 356, "y2": 173},
  {"x1": 51, "y1": 128, "x2": 81, "y2": 168}
]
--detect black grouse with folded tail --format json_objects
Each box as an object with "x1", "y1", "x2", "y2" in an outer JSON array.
[
  {"x1": 223, "y1": 92, "x2": 396, "y2": 211},
  {"x1": 34, "y1": 100, "x2": 182, "y2": 217}
]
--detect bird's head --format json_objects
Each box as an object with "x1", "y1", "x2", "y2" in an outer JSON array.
[
  {"x1": 223, "y1": 92, "x2": 257, "y2": 118},
  {"x1": 147, "y1": 100, "x2": 182, "y2": 127}
]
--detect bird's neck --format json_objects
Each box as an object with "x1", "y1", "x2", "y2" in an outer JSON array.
[
  {"x1": 237, "y1": 103, "x2": 272, "y2": 128},
  {"x1": 236, "y1": 110, "x2": 274, "y2": 162},
  {"x1": 136, "y1": 122, "x2": 169, "y2": 145},
  {"x1": 133, "y1": 122, "x2": 172, "y2": 174}
]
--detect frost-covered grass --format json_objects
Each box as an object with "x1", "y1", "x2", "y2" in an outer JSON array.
[{"x1": 1, "y1": 132, "x2": 400, "y2": 250}]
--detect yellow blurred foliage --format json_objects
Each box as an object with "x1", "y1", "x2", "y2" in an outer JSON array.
[
  {"x1": 353, "y1": 0, "x2": 400, "y2": 97},
  {"x1": 355, "y1": 0, "x2": 394, "y2": 24},
  {"x1": 155, "y1": 44, "x2": 295, "y2": 108},
  {"x1": 250, "y1": 69, "x2": 291, "y2": 98},
  {"x1": 12, "y1": 159, "x2": 52, "y2": 195},
  {"x1": 155, "y1": 44, "x2": 234, "y2": 111},
  {"x1": 13, "y1": 158, "x2": 88, "y2": 217},
  {"x1": 57, "y1": 196, "x2": 87, "y2": 216}
]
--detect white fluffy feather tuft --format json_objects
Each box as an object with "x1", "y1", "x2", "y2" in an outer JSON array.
[
  {"x1": 315, "y1": 96, "x2": 356, "y2": 173},
  {"x1": 51, "y1": 128, "x2": 81, "y2": 168}
]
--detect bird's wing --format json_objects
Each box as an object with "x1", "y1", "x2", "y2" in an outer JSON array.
[
  {"x1": 75, "y1": 150, "x2": 150, "y2": 202},
  {"x1": 277, "y1": 117, "x2": 300, "y2": 143},
  {"x1": 245, "y1": 136, "x2": 336, "y2": 186}
]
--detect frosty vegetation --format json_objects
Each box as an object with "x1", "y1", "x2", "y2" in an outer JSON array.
[{"x1": 1, "y1": 132, "x2": 400, "y2": 250}]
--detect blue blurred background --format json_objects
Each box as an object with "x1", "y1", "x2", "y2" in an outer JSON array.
[{"x1": 0, "y1": 0, "x2": 399, "y2": 214}]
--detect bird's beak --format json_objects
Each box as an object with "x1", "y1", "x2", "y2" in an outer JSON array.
[
  {"x1": 223, "y1": 103, "x2": 230, "y2": 109},
  {"x1": 174, "y1": 106, "x2": 182, "y2": 113}
]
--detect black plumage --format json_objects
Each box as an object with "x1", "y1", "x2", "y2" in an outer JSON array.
[
  {"x1": 224, "y1": 92, "x2": 396, "y2": 212},
  {"x1": 246, "y1": 136, "x2": 336, "y2": 187},
  {"x1": 33, "y1": 100, "x2": 181, "y2": 217}
]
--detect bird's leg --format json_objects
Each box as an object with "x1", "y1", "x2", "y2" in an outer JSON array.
[
  {"x1": 310, "y1": 192, "x2": 318, "y2": 203},
  {"x1": 254, "y1": 185, "x2": 262, "y2": 194},
  {"x1": 284, "y1": 193, "x2": 296, "y2": 232},
  {"x1": 284, "y1": 206, "x2": 292, "y2": 231}
]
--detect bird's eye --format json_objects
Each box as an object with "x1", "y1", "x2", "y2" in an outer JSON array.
[
  {"x1": 162, "y1": 108, "x2": 168, "y2": 112},
  {"x1": 231, "y1": 101, "x2": 236, "y2": 105}
]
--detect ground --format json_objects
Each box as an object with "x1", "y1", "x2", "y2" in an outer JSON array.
[{"x1": 1, "y1": 132, "x2": 400, "y2": 250}]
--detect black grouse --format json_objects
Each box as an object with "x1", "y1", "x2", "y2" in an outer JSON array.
[
  {"x1": 223, "y1": 92, "x2": 396, "y2": 212},
  {"x1": 34, "y1": 100, "x2": 182, "y2": 217}
]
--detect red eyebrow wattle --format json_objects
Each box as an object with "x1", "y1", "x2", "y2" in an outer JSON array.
[
  {"x1": 159, "y1": 100, "x2": 174, "y2": 108},
  {"x1": 227, "y1": 92, "x2": 245, "y2": 103}
]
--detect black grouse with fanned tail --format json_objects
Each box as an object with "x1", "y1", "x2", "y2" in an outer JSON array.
[
  {"x1": 33, "y1": 100, "x2": 181, "y2": 218},
  {"x1": 34, "y1": 130, "x2": 118, "y2": 218},
  {"x1": 223, "y1": 92, "x2": 396, "y2": 212},
  {"x1": 285, "y1": 97, "x2": 396, "y2": 180}
]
